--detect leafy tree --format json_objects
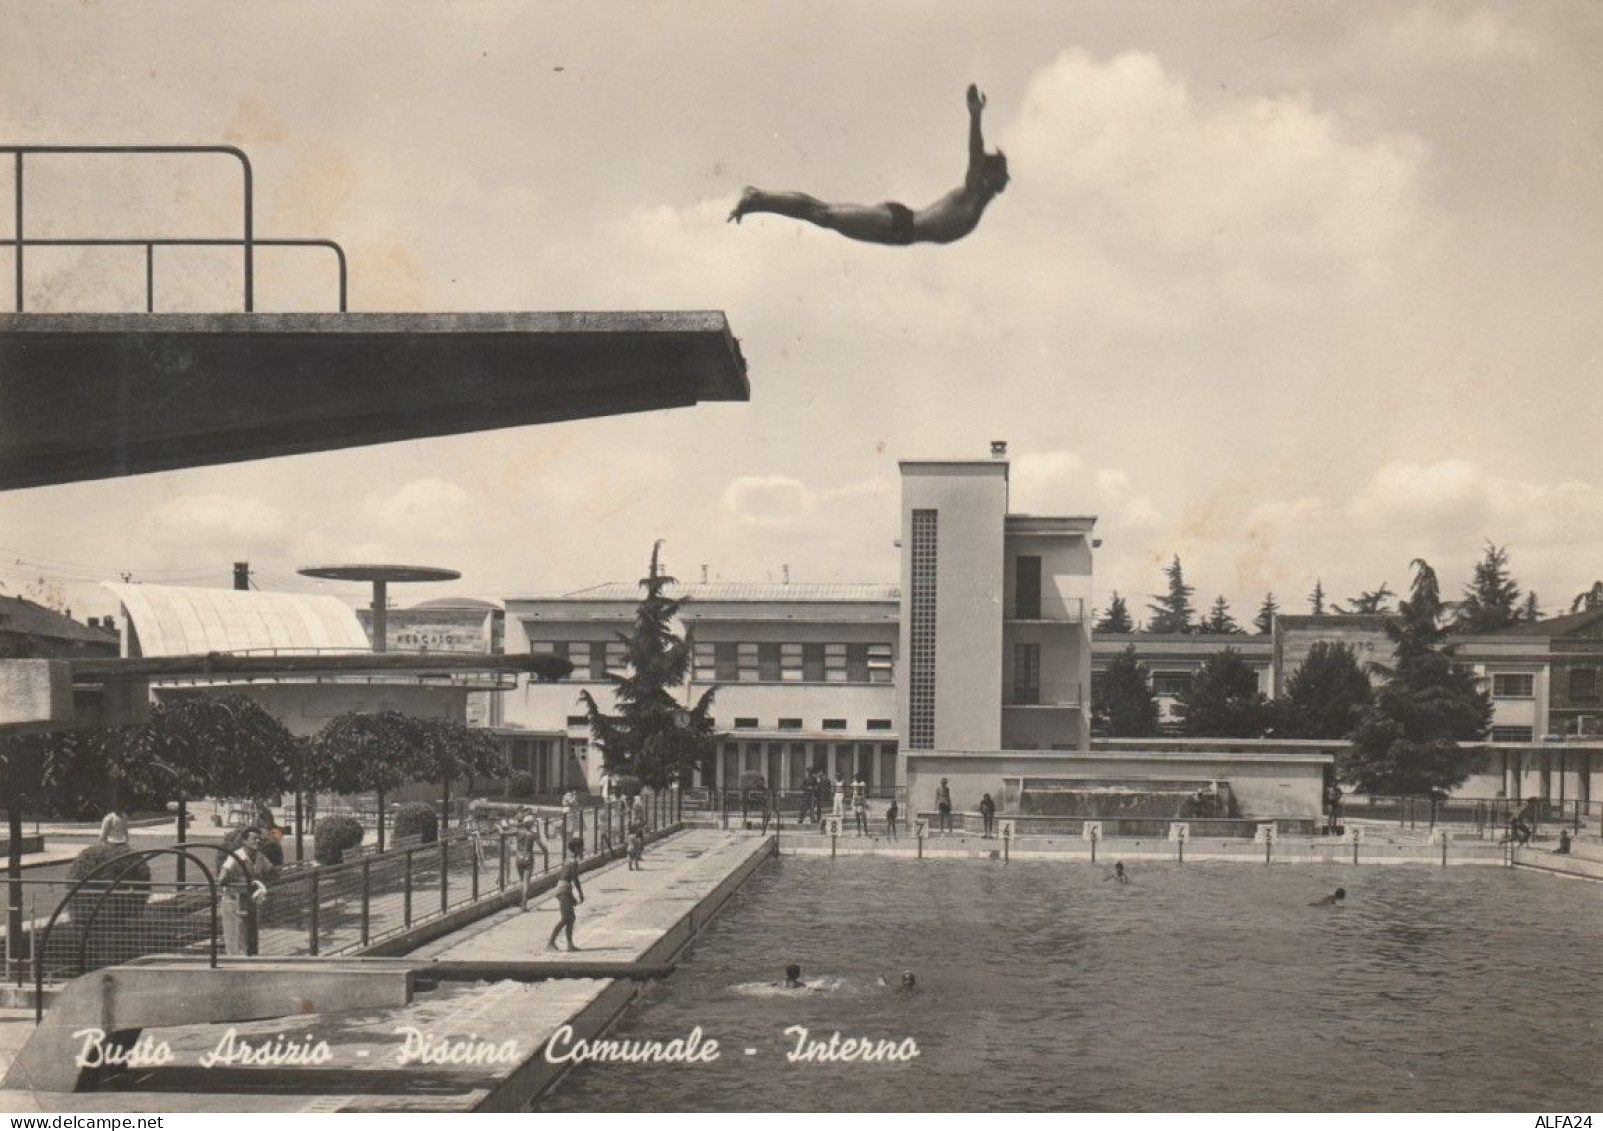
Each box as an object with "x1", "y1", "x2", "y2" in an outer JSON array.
[
  {"x1": 1307, "y1": 579, "x2": 1326, "y2": 615},
  {"x1": 1573, "y1": 581, "x2": 1603, "y2": 613},
  {"x1": 580, "y1": 543, "x2": 717, "y2": 788},
  {"x1": 1342, "y1": 560, "x2": 1493, "y2": 799},
  {"x1": 2, "y1": 729, "x2": 79, "y2": 948},
  {"x1": 1253, "y1": 592, "x2": 1279, "y2": 635},
  {"x1": 1454, "y1": 542, "x2": 1523, "y2": 633},
  {"x1": 1145, "y1": 556, "x2": 1196, "y2": 634},
  {"x1": 1276, "y1": 642, "x2": 1372, "y2": 739},
  {"x1": 1335, "y1": 583, "x2": 1394, "y2": 615},
  {"x1": 1091, "y1": 645, "x2": 1161, "y2": 737},
  {"x1": 1094, "y1": 592, "x2": 1135, "y2": 634},
  {"x1": 1174, "y1": 648, "x2": 1272, "y2": 737},
  {"x1": 312, "y1": 710, "x2": 429, "y2": 851},
  {"x1": 412, "y1": 717, "x2": 507, "y2": 816},
  {"x1": 1200, "y1": 596, "x2": 1242, "y2": 634}
]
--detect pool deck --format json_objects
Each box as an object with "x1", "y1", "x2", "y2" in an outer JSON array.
[{"x1": 0, "y1": 828, "x2": 775, "y2": 1113}]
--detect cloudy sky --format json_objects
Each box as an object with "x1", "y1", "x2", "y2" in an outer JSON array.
[{"x1": 2, "y1": 1, "x2": 1599, "y2": 625}]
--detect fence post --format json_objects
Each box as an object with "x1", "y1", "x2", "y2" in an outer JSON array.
[
  {"x1": 439, "y1": 841, "x2": 449, "y2": 915},
  {"x1": 471, "y1": 837, "x2": 480, "y2": 901},
  {"x1": 1353, "y1": 838, "x2": 1359, "y2": 866},
  {"x1": 403, "y1": 849, "x2": 414, "y2": 928},
  {"x1": 1178, "y1": 837, "x2": 1184, "y2": 865},
  {"x1": 361, "y1": 858, "x2": 371, "y2": 946},
  {"x1": 1265, "y1": 836, "x2": 1272, "y2": 865},
  {"x1": 499, "y1": 833, "x2": 508, "y2": 890},
  {"x1": 606, "y1": 802, "x2": 613, "y2": 849},
  {"x1": 309, "y1": 869, "x2": 320, "y2": 956},
  {"x1": 721, "y1": 787, "x2": 728, "y2": 830},
  {"x1": 1441, "y1": 832, "x2": 1449, "y2": 868}
]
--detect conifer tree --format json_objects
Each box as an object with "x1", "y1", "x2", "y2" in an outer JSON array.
[
  {"x1": 1335, "y1": 584, "x2": 1394, "y2": 615},
  {"x1": 580, "y1": 543, "x2": 717, "y2": 788},
  {"x1": 1146, "y1": 556, "x2": 1196, "y2": 634},
  {"x1": 1454, "y1": 542, "x2": 1523, "y2": 633},
  {"x1": 1276, "y1": 641, "x2": 1371, "y2": 739},
  {"x1": 1200, "y1": 596, "x2": 1242, "y2": 634},
  {"x1": 1253, "y1": 592, "x2": 1279, "y2": 635},
  {"x1": 1308, "y1": 579, "x2": 1326, "y2": 615},
  {"x1": 1094, "y1": 592, "x2": 1135, "y2": 634},
  {"x1": 1091, "y1": 645, "x2": 1161, "y2": 737},
  {"x1": 1174, "y1": 648, "x2": 1272, "y2": 737}
]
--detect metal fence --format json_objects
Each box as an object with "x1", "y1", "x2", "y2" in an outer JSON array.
[
  {"x1": 3, "y1": 793, "x2": 682, "y2": 991},
  {"x1": 679, "y1": 786, "x2": 908, "y2": 829},
  {"x1": 1353, "y1": 795, "x2": 1601, "y2": 836}
]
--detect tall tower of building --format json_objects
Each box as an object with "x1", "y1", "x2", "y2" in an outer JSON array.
[{"x1": 896, "y1": 445, "x2": 1095, "y2": 776}]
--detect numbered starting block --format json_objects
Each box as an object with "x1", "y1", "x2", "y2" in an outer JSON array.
[
  {"x1": 999, "y1": 819, "x2": 1015, "y2": 841},
  {"x1": 1343, "y1": 824, "x2": 1364, "y2": 844},
  {"x1": 1254, "y1": 823, "x2": 1278, "y2": 844},
  {"x1": 914, "y1": 819, "x2": 928, "y2": 839},
  {"x1": 1168, "y1": 822, "x2": 1189, "y2": 842},
  {"x1": 824, "y1": 816, "x2": 842, "y2": 838},
  {"x1": 1428, "y1": 827, "x2": 1451, "y2": 845},
  {"x1": 1081, "y1": 821, "x2": 1102, "y2": 841}
]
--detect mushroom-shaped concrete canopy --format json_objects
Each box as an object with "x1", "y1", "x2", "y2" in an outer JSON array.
[{"x1": 298, "y1": 564, "x2": 462, "y2": 653}]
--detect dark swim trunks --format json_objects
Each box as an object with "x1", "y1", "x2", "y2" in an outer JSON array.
[{"x1": 884, "y1": 201, "x2": 916, "y2": 245}]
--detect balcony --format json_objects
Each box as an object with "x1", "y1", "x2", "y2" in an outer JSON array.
[
  {"x1": 1005, "y1": 597, "x2": 1085, "y2": 624},
  {"x1": 1003, "y1": 681, "x2": 1084, "y2": 709}
]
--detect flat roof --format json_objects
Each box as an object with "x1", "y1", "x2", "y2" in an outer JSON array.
[{"x1": 0, "y1": 311, "x2": 748, "y2": 489}]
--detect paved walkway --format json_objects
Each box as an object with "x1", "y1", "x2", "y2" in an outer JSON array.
[{"x1": 0, "y1": 828, "x2": 774, "y2": 1113}]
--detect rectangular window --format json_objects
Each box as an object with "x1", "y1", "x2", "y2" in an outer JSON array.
[
  {"x1": 758, "y1": 643, "x2": 782, "y2": 681},
  {"x1": 1014, "y1": 555, "x2": 1042, "y2": 619},
  {"x1": 909, "y1": 509, "x2": 938, "y2": 749},
  {"x1": 1013, "y1": 643, "x2": 1041, "y2": 705},
  {"x1": 1492, "y1": 673, "x2": 1535, "y2": 699},
  {"x1": 604, "y1": 641, "x2": 627, "y2": 675},
  {"x1": 777, "y1": 718, "x2": 803, "y2": 730},
  {"x1": 1492, "y1": 726, "x2": 1534, "y2": 743},
  {"x1": 716, "y1": 642, "x2": 740, "y2": 682},
  {"x1": 565, "y1": 715, "x2": 587, "y2": 727},
  {"x1": 721, "y1": 742, "x2": 740, "y2": 787},
  {"x1": 780, "y1": 643, "x2": 804, "y2": 681},
  {"x1": 825, "y1": 643, "x2": 848, "y2": 682},
  {"x1": 1570, "y1": 667, "x2": 1599, "y2": 703},
  {"x1": 733, "y1": 717, "x2": 759, "y2": 730},
  {"x1": 738, "y1": 642, "x2": 760, "y2": 682},
  {"x1": 693, "y1": 640, "x2": 716, "y2": 681},
  {"x1": 803, "y1": 643, "x2": 826, "y2": 682},
  {"x1": 868, "y1": 642, "x2": 894, "y2": 684},
  {"x1": 867, "y1": 718, "x2": 893, "y2": 731},
  {"x1": 822, "y1": 718, "x2": 848, "y2": 731},
  {"x1": 846, "y1": 643, "x2": 870, "y2": 683},
  {"x1": 1152, "y1": 671, "x2": 1192, "y2": 697}
]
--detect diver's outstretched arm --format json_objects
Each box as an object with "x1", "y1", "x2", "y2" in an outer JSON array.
[{"x1": 967, "y1": 84, "x2": 988, "y2": 173}]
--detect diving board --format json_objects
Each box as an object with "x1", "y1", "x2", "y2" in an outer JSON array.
[{"x1": 0, "y1": 310, "x2": 748, "y2": 490}]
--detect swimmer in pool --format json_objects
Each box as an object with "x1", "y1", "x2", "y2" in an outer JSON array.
[
  {"x1": 783, "y1": 963, "x2": 806, "y2": 989},
  {"x1": 1309, "y1": 887, "x2": 1346, "y2": 907},
  {"x1": 1103, "y1": 861, "x2": 1129, "y2": 884},
  {"x1": 900, "y1": 971, "x2": 916, "y2": 991}
]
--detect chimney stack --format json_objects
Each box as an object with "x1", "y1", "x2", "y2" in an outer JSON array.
[
  {"x1": 990, "y1": 440, "x2": 1008, "y2": 459},
  {"x1": 782, "y1": 564, "x2": 790, "y2": 585},
  {"x1": 701, "y1": 563, "x2": 709, "y2": 584},
  {"x1": 233, "y1": 562, "x2": 250, "y2": 591}
]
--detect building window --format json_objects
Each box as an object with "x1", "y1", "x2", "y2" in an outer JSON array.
[
  {"x1": 715, "y1": 642, "x2": 740, "y2": 682},
  {"x1": 777, "y1": 718, "x2": 803, "y2": 730},
  {"x1": 803, "y1": 643, "x2": 826, "y2": 682},
  {"x1": 604, "y1": 641, "x2": 627, "y2": 675},
  {"x1": 868, "y1": 642, "x2": 893, "y2": 683},
  {"x1": 1492, "y1": 726, "x2": 1534, "y2": 743},
  {"x1": 781, "y1": 643, "x2": 804, "y2": 681},
  {"x1": 909, "y1": 509, "x2": 938, "y2": 749},
  {"x1": 733, "y1": 717, "x2": 759, "y2": 730},
  {"x1": 1152, "y1": 671, "x2": 1192, "y2": 697},
  {"x1": 738, "y1": 642, "x2": 759, "y2": 682},
  {"x1": 1570, "y1": 667, "x2": 1599, "y2": 703},
  {"x1": 1013, "y1": 642, "x2": 1041, "y2": 705},
  {"x1": 565, "y1": 715, "x2": 587, "y2": 727},
  {"x1": 758, "y1": 643, "x2": 782, "y2": 681},
  {"x1": 1014, "y1": 555, "x2": 1042, "y2": 619},
  {"x1": 822, "y1": 718, "x2": 847, "y2": 731},
  {"x1": 693, "y1": 640, "x2": 716, "y2": 681},
  {"x1": 1492, "y1": 673, "x2": 1535, "y2": 699},
  {"x1": 825, "y1": 643, "x2": 848, "y2": 682},
  {"x1": 867, "y1": 719, "x2": 893, "y2": 731}
]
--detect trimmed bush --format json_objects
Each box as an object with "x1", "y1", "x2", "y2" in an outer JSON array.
[
  {"x1": 611, "y1": 774, "x2": 644, "y2": 799},
  {"x1": 507, "y1": 772, "x2": 537, "y2": 800},
  {"x1": 393, "y1": 802, "x2": 439, "y2": 845},
  {"x1": 66, "y1": 843, "x2": 151, "y2": 933},
  {"x1": 313, "y1": 814, "x2": 366, "y2": 865}
]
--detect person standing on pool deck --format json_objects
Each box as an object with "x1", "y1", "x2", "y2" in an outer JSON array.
[
  {"x1": 885, "y1": 796, "x2": 899, "y2": 840},
  {"x1": 851, "y1": 773, "x2": 869, "y2": 836},
  {"x1": 979, "y1": 793, "x2": 997, "y2": 839},
  {"x1": 935, "y1": 778, "x2": 954, "y2": 834},
  {"x1": 547, "y1": 837, "x2": 587, "y2": 951}
]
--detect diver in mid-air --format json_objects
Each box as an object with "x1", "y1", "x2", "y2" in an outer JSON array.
[{"x1": 729, "y1": 84, "x2": 1009, "y2": 247}]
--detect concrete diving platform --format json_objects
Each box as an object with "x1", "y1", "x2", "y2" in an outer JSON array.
[{"x1": 0, "y1": 828, "x2": 774, "y2": 1113}]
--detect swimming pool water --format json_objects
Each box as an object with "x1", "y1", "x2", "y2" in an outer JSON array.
[{"x1": 541, "y1": 857, "x2": 1602, "y2": 1112}]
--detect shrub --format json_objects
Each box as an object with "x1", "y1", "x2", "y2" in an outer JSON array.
[
  {"x1": 313, "y1": 814, "x2": 366, "y2": 865},
  {"x1": 738, "y1": 771, "x2": 767, "y2": 793},
  {"x1": 611, "y1": 774, "x2": 644, "y2": 799},
  {"x1": 393, "y1": 802, "x2": 439, "y2": 845},
  {"x1": 66, "y1": 843, "x2": 151, "y2": 937},
  {"x1": 507, "y1": 772, "x2": 537, "y2": 800}
]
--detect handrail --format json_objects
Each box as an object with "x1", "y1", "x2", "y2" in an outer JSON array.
[{"x1": 1, "y1": 144, "x2": 349, "y2": 313}]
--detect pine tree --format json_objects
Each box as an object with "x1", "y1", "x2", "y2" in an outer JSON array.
[
  {"x1": 1146, "y1": 556, "x2": 1196, "y2": 634},
  {"x1": 1094, "y1": 592, "x2": 1135, "y2": 634},
  {"x1": 1276, "y1": 642, "x2": 1371, "y2": 739},
  {"x1": 1308, "y1": 579, "x2": 1326, "y2": 615},
  {"x1": 1200, "y1": 596, "x2": 1242, "y2": 634},
  {"x1": 1173, "y1": 648, "x2": 1272, "y2": 737},
  {"x1": 1522, "y1": 591, "x2": 1542, "y2": 623},
  {"x1": 1574, "y1": 582, "x2": 1603, "y2": 613},
  {"x1": 1335, "y1": 584, "x2": 1394, "y2": 615},
  {"x1": 1091, "y1": 645, "x2": 1161, "y2": 737},
  {"x1": 580, "y1": 543, "x2": 717, "y2": 788},
  {"x1": 1454, "y1": 542, "x2": 1523, "y2": 633},
  {"x1": 1253, "y1": 592, "x2": 1279, "y2": 635},
  {"x1": 1343, "y1": 560, "x2": 1493, "y2": 798}
]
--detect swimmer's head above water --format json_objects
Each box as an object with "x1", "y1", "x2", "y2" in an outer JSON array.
[
  {"x1": 901, "y1": 971, "x2": 916, "y2": 990},
  {"x1": 784, "y1": 963, "x2": 804, "y2": 988}
]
